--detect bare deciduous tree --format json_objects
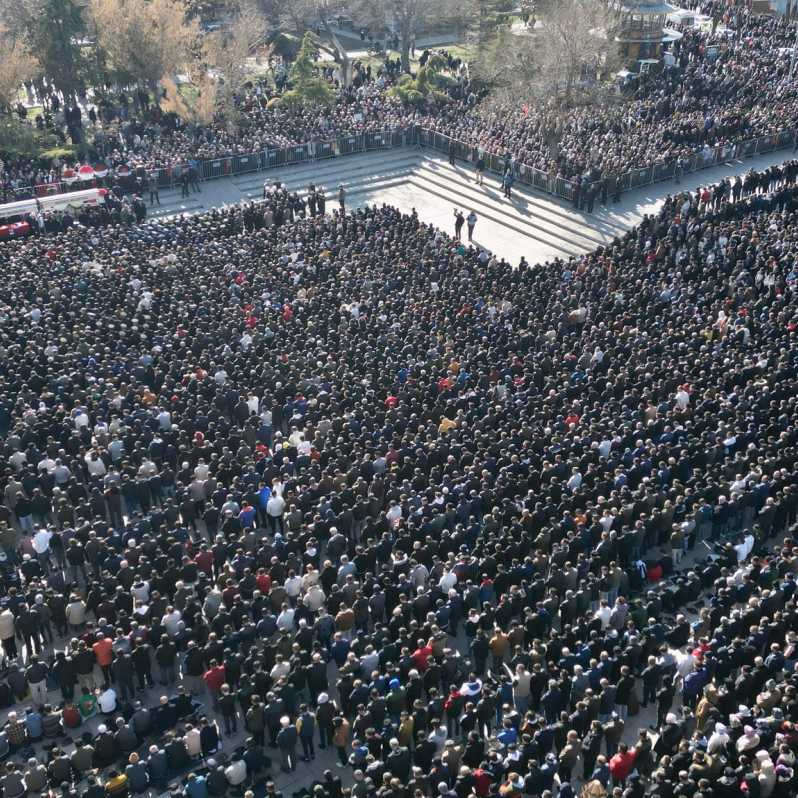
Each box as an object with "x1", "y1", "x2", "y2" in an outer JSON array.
[
  {"x1": 202, "y1": 6, "x2": 266, "y2": 127},
  {"x1": 89, "y1": 0, "x2": 200, "y2": 91},
  {"x1": 354, "y1": 0, "x2": 461, "y2": 73},
  {"x1": 535, "y1": 0, "x2": 619, "y2": 104},
  {"x1": 0, "y1": 24, "x2": 40, "y2": 112},
  {"x1": 473, "y1": 0, "x2": 619, "y2": 109}
]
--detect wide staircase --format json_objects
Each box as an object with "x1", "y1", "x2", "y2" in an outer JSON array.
[{"x1": 148, "y1": 149, "x2": 631, "y2": 262}]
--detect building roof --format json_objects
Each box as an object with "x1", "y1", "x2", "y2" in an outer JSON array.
[{"x1": 614, "y1": 0, "x2": 678, "y2": 13}]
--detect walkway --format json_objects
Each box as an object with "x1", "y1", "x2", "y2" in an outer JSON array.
[{"x1": 148, "y1": 145, "x2": 796, "y2": 265}]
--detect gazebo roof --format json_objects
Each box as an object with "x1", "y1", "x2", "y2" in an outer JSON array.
[{"x1": 614, "y1": 0, "x2": 677, "y2": 13}]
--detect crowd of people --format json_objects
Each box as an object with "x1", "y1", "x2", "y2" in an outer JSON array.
[
  {"x1": 1, "y1": 140, "x2": 798, "y2": 798},
  {"x1": 4, "y1": 1, "x2": 798, "y2": 207}
]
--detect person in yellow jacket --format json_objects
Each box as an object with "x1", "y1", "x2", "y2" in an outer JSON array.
[{"x1": 332, "y1": 716, "x2": 350, "y2": 768}]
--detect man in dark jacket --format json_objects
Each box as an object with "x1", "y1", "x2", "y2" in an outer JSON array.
[
  {"x1": 52, "y1": 652, "x2": 77, "y2": 701},
  {"x1": 111, "y1": 652, "x2": 136, "y2": 702},
  {"x1": 276, "y1": 716, "x2": 298, "y2": 772}
]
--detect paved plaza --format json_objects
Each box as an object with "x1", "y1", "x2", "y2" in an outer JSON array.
[{"x1": 150, "y1": 144, "x2": 797, "y2": 265}]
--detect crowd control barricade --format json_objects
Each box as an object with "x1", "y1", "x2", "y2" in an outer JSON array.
[
  {"x1": 78, "y1": 125, "x2": 798, "y2": 201},
  {"x1": 202, "y1": 158, "x2": 231, "y2": 180},
  {"x1": 365, "y1": 131, "x2": 389, "y2": 150},
  {"x1": 266, "y1": 148, "x2": 286, "y2": 169},
  {"x1": 154, "y1": 167, "x2": 173, "y2": 189},
  {"x1": 315, "y1": 140, "x2": 336, "y2": 160},
  {"x1": 285, "y1": 144, "x2": 309, "y2": 165},
  {"x1": 232, "y1": 154, "x2": 259, "y2": 175},
  {"x1": 414, "y1": 126, "x2": 798, "y2": 202},
  {"x1": 652, "y1": 161, "x2": 676, "y2": 183},
  {"x1": 338, "y1": 135, "x2": 362, "y2": 156}
]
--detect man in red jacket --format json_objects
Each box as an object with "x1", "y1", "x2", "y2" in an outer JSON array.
[
  {"x1": 203, "y1": 659, "x2": 226, "y2": 711},
  {"x1": 609, "y1": 742, "x2": 636, "y2": 787}
]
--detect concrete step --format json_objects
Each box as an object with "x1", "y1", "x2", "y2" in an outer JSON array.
[
  {"x1": 422, "y1": 155, "x2": 629, "y2": 239},
  {"x1": 238, "y1": 168, "x2": 415, "y2": 202},
  {"x1": 414, "y1": 162, "x2": 611, "y2": 251},
  {"x1": 347, "y1": 178, "x2": 419, "y2": 206},
  {"x1": 150, "y1": 173, "x2": 414, "y2": 219},
  {"x1": 401, "y1": 175, "x2": 584, "y2": 257},
  {"x1": 148, "y1": 198, "x2": 205, "y2": 218},
  {"x1": 231, "y1": 150, "x2": 420, "y2": 192},
  {"x1": 404, "y1": 176, "x2": 583, "y2": 258}
]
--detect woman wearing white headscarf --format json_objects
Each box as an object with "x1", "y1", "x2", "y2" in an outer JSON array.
[
  {"x1": 758, "y1": 754, "x2": 777, "y2": 798},
  {"x1": 707, "y1": 722, "x2": 730, "y2": 757},
  {"x1": 736, "y1": 725, "x2": 760, "y2": 755}
]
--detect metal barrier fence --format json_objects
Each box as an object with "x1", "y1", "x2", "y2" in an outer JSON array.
[
  {"x1": 417, "y1": 128, "x2": 797, "y2": 203},
  {"x1": 5, "y1": 124, "x2": 796, "y2": 205},
  {"x1": 149, "y1": 126, "x2": 419, "y2": 191},
  {"x1": 4, "y1": 127, "x2": 419, "y2": 202}
]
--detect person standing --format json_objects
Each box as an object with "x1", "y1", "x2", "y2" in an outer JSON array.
[
  {"x1": 277, "y1": 716, "x2": 298, "y2": 772},
  {"x1": 475, "y1": 155, "x2": 485, "y2": 186},
  {"x1": 307, "y1": 185, "x2": 317, "y2": 216},
  {"x1": 219, "y1": 684, "x2": 237, "y2": 736},
  {"x1": 297, "y1": 705, "x2": 316, "y2": 762},
  {"x1": 338, "y1": 185, "x2": 346, "y2": 215},
  {"x1": 586, "y1": 182, "x2": 597, "y2": 213},
  {"x1": 332, "y1": 715, "x2": 351, "y2": 768},
  {"x1": 454, "y1": 209, "x2": 464, "y2": 240},
  {"x1": 92, "y1": 633, "x2": 114, "y2": 689},
  {"x1": 503, "y1": 171, "x2": 514, "y2": 200},
  {"x1": 147, "y1": 173, "x2": 160, "y2": 207},
  {"x1": 467, "y1": 210, "x2": 477, "y2": 242},
  {"x1": 26, "y1": 656, "x2": 49, "y2": 707}
]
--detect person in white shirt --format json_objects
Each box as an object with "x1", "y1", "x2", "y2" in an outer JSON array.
[
  {"x1": 194, "y1": 460, "x2": 210, "y2": 480},
  {"x1": 303, "y1": 585, "x2": 326, "y2": 612},
  {"x1": 270, "y1": 655, "x2": 291, "y2": 681},
  {"x1": 131, "y1": 580, "x2": 150, "y2": 603},
  {"x1": 567, "y1": 469, "x2": 583, "y2": 493},
  {"x1": 266, "y1": 493, "x2": 286, "y2": 534},
  {"x1": 297, "y1": 438, "x2": 312, "y2": 458},
  {"x1": 74, "y1": 409, "x2": 90, "y2": 429},
  {"x1": 221, "y1": 496, "x2": 240, "y2": 517},
  {"x1": 213, "y1": 369, "x2": 228, "y2": 386},
  {"x1": 301, "y1": 566, "x2": 320, "y2": 591},
  {"x1": 385, "y1": 501, "x2": 402, "y2": 524},
  {"x1": 98, "y1": 687, "x2": 118, "y2": 714},
  {"x1": 156, "y1": 409, "x2": 172, "y2": 430},
  {"x1": 735, "y1": 532, "x2": 755, "y2": 563},
  {"x1": 184, "y1": 724, "x2": 202, "y2": 757},
  {"x1": 37, "y1": 457, "x2": 56, "y2": 474},
  {"x1": 108, "y1": 438, "x2": 125, "y2": 463},
  {"x1": 439, "y1": 569, "x2": 457, "y2": 592},
  {"x1": 53, "y1": 460, "x2": 71, "y2": 484},
  {"x1": 410, "y1": 562, "x2": 429, "y2": 588},
  {"x1": 9, "y1": 450, "x2": 27, "y2": 472},
  {"x1": 85, "y1": 451, "x2": 107, "y2": 477},
  {"x1": 283, "y1": 572, "x2": 302, "y2": 602},
  {"x1": 276, "y1": 604, "x2": 295, "y2": 632},
  {"x1": 731, "y1": 474, "x2": 747, "y2": 493},
  {"x1": 138, "y1": 459, "x2": 157, "y2": 478},
  {"x1": 224, "y1": 759, "x2": 246, "y2": 786},
  {"x1": 162, "y1": 607, "x2": 182, "y2": 637},
  {"x1": 595, "y1": 601, "x2": 612, "y2": 629},
  {"x1": 32, "y1": 528, "x2": 52, "y2": 557}
]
